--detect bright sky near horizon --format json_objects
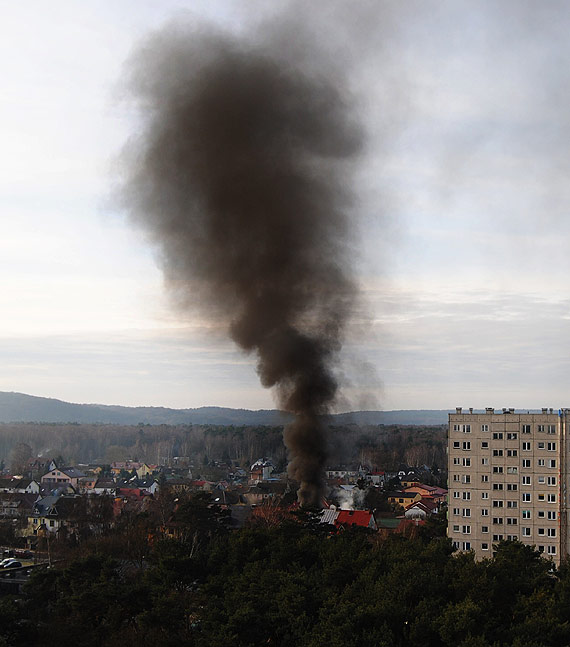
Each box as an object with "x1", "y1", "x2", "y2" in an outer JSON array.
[{"x1": 1, "y1": 0, "x2": 569, "y2": 412}]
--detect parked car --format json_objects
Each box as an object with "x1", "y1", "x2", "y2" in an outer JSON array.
[{"x1": 0, "y1": 558, "x2": 22, "y2": 569}]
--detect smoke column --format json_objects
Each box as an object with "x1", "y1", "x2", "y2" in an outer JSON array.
[{"x1": 120, "y1": 18, "x2": 363, "y2": 507}]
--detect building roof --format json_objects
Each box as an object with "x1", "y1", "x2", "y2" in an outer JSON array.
[{"x1": 335, "y1": 510, "x2": 374, "y2": 529}]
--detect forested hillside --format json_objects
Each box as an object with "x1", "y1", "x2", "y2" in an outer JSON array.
[{"x1": 0, "y1": 422, "x2": 447, "y2": 473}]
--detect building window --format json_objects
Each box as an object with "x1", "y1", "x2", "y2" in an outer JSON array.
[
  {"x1": 506, "y1": 518, "x2": 518, "y2": 525},
  {"x1": 482, "y1": 543, "x2": 489, "y2": 551},
  {"x1": 481, "y1": 475, "x2": 489, "y2": 482},
  {"x1": 462, "y1": 542, "x2": 471, "y2": 550},
  {"x1": 462, "y1": 525, "x2": 471, "y2": 534},
  {"x1": 548, "y1": 494, "x2": 556, "y2": 503},
  {"x1": 538, "y1": 528, "x2": 545, "y2": 536},
  {"x1": 507, "y1": 501, "x2": 517, "y2": 508},
  {"x1": 463, "y1": 458, "x2": 471, "y2": 466},
  {"x1": 462, "y1": 475, "x2": 471, "y2": 484},
  {"x1": 481, "y1": 509, "x2": 489, "y2": 516},
  {"x1": 548, "y1": 476, "x2": 556, "y2": 486},
  {"x1": 537, "y1": 459, "x2": 545, "y2": 466},
  {"x1": 453, "y1": 457, "x2": 461, "y2": 465},
  {"x1": 493, "y1": 483, "x2": 504, "y2": 490},
  {"x1": 463, "y1": 425, "x2": 471, "y2": 433},
  {"x1": 463, "y1": 442, "x2": 471, "y2": 450},
  {"x1": 547, "y1": 511, "x2": 557, "y2": 520},
  {"x1": 547, "y1": 442, "x2": 556, "y2": 451},
  {"x1": 522, "y1": 493, "x2": 531, "y2": 502},
  {"x1": 453, "y1": 524, "x2": 460, "y2": 532},
  {"x1": 453, "y1": 491, "x2": 460, "y2": 499},
  {"x1": 481, "y1": 442, "x2": 489, "y2": 449},
  {"x1": 522, "y1": 527, "x2": 531, "y2": 536},
  {"x1": 507, "y1": 433, "x2": 517, "y2": 440},
  {"x1": 547, "y1": 545, "x2": 556, "y2": 555},
  {"x1": 453, "y1": 441, "x2": 460, "y2": 449},
  {"x1": 538, "y1": 494, "x2": 545, "y2": 502},
  {"x1": 507, "y1": 449, "x2": 518, "y2": 457},
  {"x1": 493, "y1": 534, "x2": 504, "y2": 541},
  {"x1": 538, "y1": 546, "x2": 545, "y2": 553},
  {"x1": 537, "y1": 424, "x2": 545, "y2": 432},
  {"x1": 481, "y1": 492, "x2": 489, "y2": 499},
  {"x1": 538, "y1": 476, "x2": 546, "y2": 484},
  {"x1": 522, "y1": 510, "x2": 531, "y2": 519},
  {"x1": 522, "y1": 442, "x2": 531, "y2": 451},
  {"x1": 481, "y1": 458, "x2": 489, "y2": 465},
  {"x1": 549, "y1": 459, "x2": 556, "y2": 468},
  {"x1": 453, "y1": 474, "x2": 460, "y2": 482},
  {"x1": 507, "y1": 484, "x2": 518, "y2": 491},
  {"x1": 548, "y1": 528, "x2": 556, "y2": 537},
  {"x1": 492, "y1": 500, "x2": 504, "y2": 508},
  {"x1": 453, "y1": 424, "x2": 461, "y2": 431},
  {"x1": 538, "y1": 442, "x2": 545, "y2": 450},
  {"x1": 462, "y1": 492, "x2": 471, "y2": 500},
  {"x1": 493, "y1": 449, "x2": 503, "y2": 457},
  {"x1": 481, "y1": 525, "x2": 489, "y2": 533},
  {"x1": 493, "y1": 467, "x2": 504, "y2": 474},
  {"x1": 522, "y1": 425, "x2": 531, "y2": 434},
  {"x1": 462, "y1": 508, "x2": 471, "y2": 517},
  {"x1": 453, "y1": 507, "x2": 460, "y2": 515},
  {"x1": 548, "y1": 425, "x2": 556, "y2": 434},
  {"x1": 538, "y1": 511, "x2": 545, "y2": 518},
  {"x1": 481, "y1": 424, "x2": 489, "y2": 432},
  {"x1": 522, "y1": 476, "x2": 531, "y2": 485},
  {"x1": 492, "y1": 518, "x2": 503, "y2": 525},
  {"x1": 522, "y1": 459, "x2": 531, "y2": 468},
  {"x1": 507, "y1": 467, "x2": 518, "y2": 474},
  {"x1": 493, "y1": 432, "x2": 503, "y2": 440}
]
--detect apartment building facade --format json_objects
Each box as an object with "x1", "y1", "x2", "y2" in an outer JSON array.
[{"x1": 448, "y1": 407, "x2": 568, "y2": 564}]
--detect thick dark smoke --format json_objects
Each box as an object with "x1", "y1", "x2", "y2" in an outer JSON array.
[{"x1": 120, "y1": 19, "x2": 362, "y2": 507}]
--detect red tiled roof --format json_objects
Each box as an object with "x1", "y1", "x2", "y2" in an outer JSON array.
[{"x1": 334, "y1": 510, "x2": 373, "y2": 528}]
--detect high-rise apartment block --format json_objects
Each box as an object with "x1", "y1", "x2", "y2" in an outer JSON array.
[{"x1": 448, "y1": 407, "x2": 568, "y2": 563}]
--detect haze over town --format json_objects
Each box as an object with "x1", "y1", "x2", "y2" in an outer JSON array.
[{"x1": 1, "y1": 0, "x2": 569, "y2": 412}]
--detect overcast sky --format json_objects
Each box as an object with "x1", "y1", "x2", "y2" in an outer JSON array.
[{"x1": 1, "y1": 1, "x2": 569, "y2": 411}]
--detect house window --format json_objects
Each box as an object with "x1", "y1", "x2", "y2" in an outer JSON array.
[
  {"x1": 547, "y1": 545, "x2": 557, "y2": 555},
  {"x1": 493, "y1": 432, "x2": 503, "y2": 440},
  {"x1": 463, "y1": 458, "x2": 471, "y2": 466},
  {"x1": 493, "y1": 449, "x2": 503, "y2": 457},
  {"x1": 537, "y1": 459, "x2": 545, "y2": 466},
  {"x1": 481, "y1": 525, "x2": 489, "y2": 533},
  {"x1": 522, "y1": 493, "x2": 531, "y2": 502},
  {"x1": 548, "y1": 494, "x2": 556, "y2": 503},
  {"x1": 493, "y1": 483, "x2": 503, "y2": 490},
  {"x1": 492, "y1": 518, "x2": 503, "y2": 525},
  {"x1": 537, "y1": 425, "x2": 545, "y2": 432},
  {"x1": 548, "y1": 425, "x2": 556, "y2": 434},
  {"x1": 33, "y1": 518, "x2": 38, "y2": 524},
  {"x1": 548, "y1": 528, "x2": 556, "y2": 537},
  {"x1": 462, "y1": 525, "x2": 471, "y2": 534},
  {"x1": 462, "y1": 542, "x2": 471, "y2": 550},
  {"x1": 522, "y1": 442, "x2": 531, "y2": 451},
  {"x1": 481, "y1": 492, "x2": 489, "y2": 499},
  {"x1": 481, "y1": 509, "x2": 489, "y2": 516},
  {"x1": 548, "y1": 476, "x2": 556, "y2": 486},
  {"x1": 507, "y1": 433, "x2": 517, "y2": 440},
  {"x1": 507, "y1": 484, "x2": 518, "y2": 491},
  {"x1": 481, "y1": 458, "x2": 489, "y2": 465},
  {"x1": 522, "y1": 476, "x2": 531, "y2": 485},
  {"x1": 522, "y1": 527, "x2": 531, "y2": 536},
  {"x1": 507, "y1": 467, "x2": 518, "y2": 474},
  {"x1": 549, "y1": 459, "x2": 556, "y2": 468},
  {"x1": 506, "y1": 518, "x2": 518, "y2": 525},
  {"x1": 481, "y1": 424, "x2": 489, "y2": 432},
  {"x1": 453, "y1": 507, "x2": 460, "y2": 515},
  {"x1": 493, "y1": 534, "x2": 504, "y2": 541},
  {"x1": 462, "y1": 492, "x2": 471, "y2": 500},
  {"x1": 481, "y1": 475, "x2": 489, "y2": 482},
  {"x1": 547, "y1": 511, "x2": 557, "y2": 520},
  {"x1": 522, "y1": 510, "x2": 531, "y2": 519},
  {"x1": 49, "y1": 520, "x2": 54, "y2": 527},
  {"x1": 463, "y1": 442, "x2": 471, "y2": 451},
  {"x1": 482, "y1": 543, "x2": 489, "y2": 550},
  {"x1": 547, "y1": 442, "x2": 556, "y2": 451},
  {"x1": 462, "y1": 508, "x2": 471, "y2": 517},
  {"x1": 493, "y1": 467, "x2": 503, "y2": 474},
  {"x1": 453, "y1": 442, "x2": 460, "y2": 449},
  {"x1": 538, "y1": 442, "x2": 545, "y2": 449},
  {"x1": 462, "y1": 425, "x2": 471, "y2": 433},
  {"x1": 522, "y1": 459, "x2": 531, "y2": 468},
  {"x1": 492, "y1": 500, "x2": 504, "y2": 508},
  {"x1": 507, "y1": 449, "x2": 517, "y2": 457},
  {"x1": 481, "y1": 442, "x2": 489, "y2": 449},
  {"x1": 522, "y1": 425, "x2": 531, "y2": 434},
  {"x1": 507, "y1": 501, "x2": 517, "y2": 508}
]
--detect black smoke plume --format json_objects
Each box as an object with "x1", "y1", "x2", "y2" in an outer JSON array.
[{"x1": 120, "y1": 19, "x2": 362, "y2": 507}]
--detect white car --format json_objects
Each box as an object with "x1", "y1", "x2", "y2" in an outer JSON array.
[{"x1": 0, "y1": 558, "x2": 22, "y2": 569}]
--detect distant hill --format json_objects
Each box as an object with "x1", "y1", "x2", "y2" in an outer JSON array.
[{"x1": 0, "y1": 391, "x2": 450, "y2": 426}]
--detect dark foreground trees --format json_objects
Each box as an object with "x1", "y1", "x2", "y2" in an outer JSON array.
[{"x1": 2, "y1": 527, "x2": 570, "y2": 647}]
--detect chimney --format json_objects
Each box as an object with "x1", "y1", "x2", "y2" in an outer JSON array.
[
  {"x1": 486, "y1": 407, "x2": 494, "y2": 414},
  {"x1": 469, "y1": 407, "x2": 473, "y2": 414},
  {"x1": 456, "y1": 407, "x2": 462, "y2": 414},
  {"x1": 542, "y1": 408, "x2": 548, "y2": 414}
]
